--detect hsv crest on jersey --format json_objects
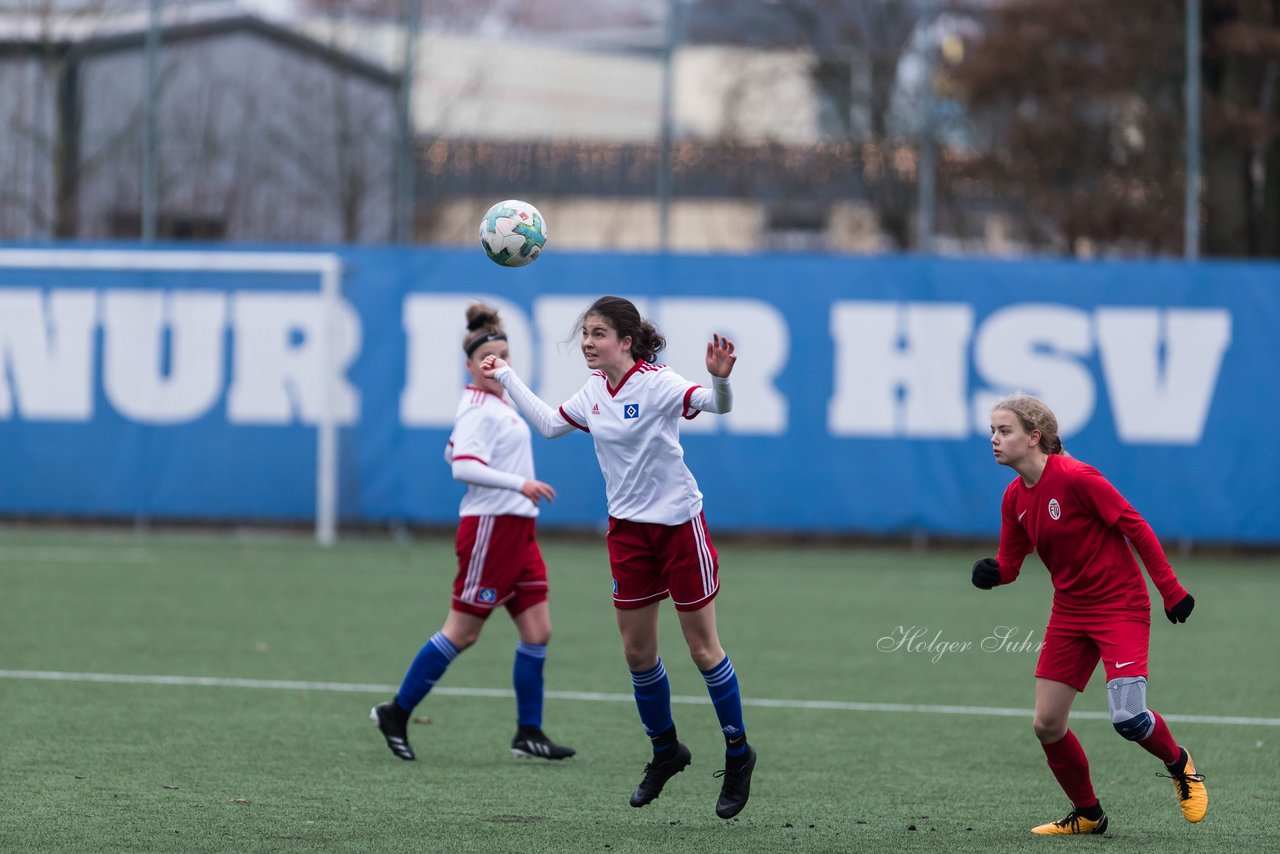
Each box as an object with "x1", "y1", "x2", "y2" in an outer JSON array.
[
  {"x1": 478, "y1": 587, "x2": 498, "y2": 603},
  {"x1": 1048, "y1": 498, "x2": 1062, "y2": 520},
  {"x1": 559, "y1": 360, "x2": 705, "y2": 525}
]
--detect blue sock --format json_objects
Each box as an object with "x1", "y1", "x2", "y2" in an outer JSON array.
[
  {"x1": 396, "y1": 631, "x2": 460, "y2": 713},
  {"x1": 513, "y1": 641, "x2": 546, "y2": 728},
  {"x1": 702, "y1": 655, "x2": 747, "y2": 756},
  {"x1": 631, "y1": 659, "x2": 676, "y2": 753}
]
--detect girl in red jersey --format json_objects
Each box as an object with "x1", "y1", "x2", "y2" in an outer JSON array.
[
  {"x1": 481, "y1": 296, "x2": 755, "y2": 819},
  {"x1": 370, "y1": 304, "x2": 575, "y2": 763},
  {"x1": 972, "y1": 393, "x2": 1206, "y2": 835}
]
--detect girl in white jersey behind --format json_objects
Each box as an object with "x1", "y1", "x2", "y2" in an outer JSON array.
[
  {"x1": 481, "y1": 295, "x2": 756, "y2": 819},
  {"x1": 371, "y1": 304, "x2": 575, "y2": 763}
]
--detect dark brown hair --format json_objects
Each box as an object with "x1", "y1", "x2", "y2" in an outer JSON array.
[
  {"x1": 580, "y1": 296, "x2": 666, "y2": 363},
  {"x1": 462, "y1": 302, "x2": 506, "y2": 357}
]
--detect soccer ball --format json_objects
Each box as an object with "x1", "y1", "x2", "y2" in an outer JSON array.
[{"x1": 479, "y1": 200, "x2": 547, "y2": 267}]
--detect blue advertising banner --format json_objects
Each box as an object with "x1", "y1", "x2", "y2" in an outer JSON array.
[{"x1": 1, "y1": 246, "x2": 1276, "y2": 542}]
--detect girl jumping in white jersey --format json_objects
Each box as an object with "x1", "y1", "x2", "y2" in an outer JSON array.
[
  {"x1": 481, "y1": 295, "x2": 755, "y2": 819},
  {"x1": 371, "y1": 303, "x2": 575, "y2": 764}
]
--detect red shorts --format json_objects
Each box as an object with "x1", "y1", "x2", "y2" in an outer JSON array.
[
  {"x1": 607, "y1": 512, "x2": 719, "y2": 612},
  {"x1": 1035, "y1": 615, "x2": 1150, "y2": 693},
  {"x1": 452, "y1": 515, "x2": 548, "y2": 619}
]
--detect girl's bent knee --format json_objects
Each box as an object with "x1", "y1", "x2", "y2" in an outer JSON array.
[{"x1": 1033, "y1": 719, "x2": 1067, "y2": 743}]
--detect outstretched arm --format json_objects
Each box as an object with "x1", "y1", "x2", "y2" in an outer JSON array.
[
  {"x1": 480, "y1": 355, "x2": 577, "y2": 439},
  {"x1": 686, "y1": 334, "x2": 736, "y2": 414},
  {"x1": 687, "y1": 377, "x2": 733, "y2": 414}
]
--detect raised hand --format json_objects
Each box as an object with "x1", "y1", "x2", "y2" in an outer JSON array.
[
  {"x1": 480, "y1": 353, "x2": 509, "y2": 378},
  {"x1": 705, "y1": 333, "x2": 737, "y2": 378}
]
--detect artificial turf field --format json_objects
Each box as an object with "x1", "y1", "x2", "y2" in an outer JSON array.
[{"x1": 1, "y1": 528, "x2": 1277, "y2": 853}]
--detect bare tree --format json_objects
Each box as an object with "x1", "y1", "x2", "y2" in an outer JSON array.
[
  {"x1": 288, "y1": 0, "x2": 397, "y2": 241},
  {"x1": 0, "y1": 0, "x2": 139, "y2": 238},
  {"x1": 949, "y1": 0, "x2": 1280, "y2": 258},
  {"x1": 1202, "y1": 0, "x2": 1280, "y2": 256},
  {"x1": 693, "y1": 0, "x2": 926, "y2": 249}
]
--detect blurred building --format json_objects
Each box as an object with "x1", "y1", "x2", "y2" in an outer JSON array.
[
  {"x1": 0, "y1": 1, "x2": 1019, "y2": 254},
  {"x1": 297, "y1": 4, "x2": 1019, "y2": 256},
  {"x1": 295, "y1": 18, "x2": 893, "y2": 254},
  {"x1": 0, "y1": 5, "x2": 398, "y2": 242}
]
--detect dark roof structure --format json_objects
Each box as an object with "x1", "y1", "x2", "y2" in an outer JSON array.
[{"x1": 0, "y1": 12, "x2": 397, "y2": 86}]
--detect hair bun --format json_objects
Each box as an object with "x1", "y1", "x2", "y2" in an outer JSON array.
[{"x1": 465, "y1": 303, "x2": 500, "y2": 332}]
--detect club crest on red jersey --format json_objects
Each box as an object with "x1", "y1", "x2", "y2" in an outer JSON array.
[{"x1": 1048, "y1": 498, "x2": 1061, "y2": 520}]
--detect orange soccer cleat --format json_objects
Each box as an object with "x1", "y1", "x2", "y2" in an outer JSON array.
[
  {"x1": 1030, "y1": 808, "x2": 1109, "y2": 835},
  {"x1": 1161, "y1": 748, "x2": 1208, "y2": 823}
]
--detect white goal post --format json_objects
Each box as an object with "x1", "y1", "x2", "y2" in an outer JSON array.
[{"x1": 0, "y1": 248, "x2": 344, "y2": 545}]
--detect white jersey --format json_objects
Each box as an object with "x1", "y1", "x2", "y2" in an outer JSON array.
[
  {"x1": 558, "y1": 361, "x2": 705, "y2": 526},
  {"x1": 446, "y1": 386, "x2": 537, "y2": 518}
]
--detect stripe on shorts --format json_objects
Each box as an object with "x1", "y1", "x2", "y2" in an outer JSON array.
[
  {"x1": 691, "y1": 514, "x2": 714, "y2": 598},
  {"x1": 461, "y1": 515, "x2": 495, "y2": 604}
]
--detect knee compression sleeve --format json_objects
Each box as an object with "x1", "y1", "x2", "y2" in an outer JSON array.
[{"x1": 1107, "y1": 676, "x2": 1154, "y2": 741}]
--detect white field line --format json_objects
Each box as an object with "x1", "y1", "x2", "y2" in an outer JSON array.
[
  {"x1": 2, "y1": 669, "x2": 1277, "y2": 728},
  {"x1": 0, "y1": 547, "x2": 155, "y2": 564}
]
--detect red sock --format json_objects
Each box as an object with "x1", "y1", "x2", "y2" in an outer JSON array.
[
  {"x1": 1138, "y1": 710, "x2": 1182, "y2": 766},
  {"x1": 1042, "y1": 730, "x2": 1097, "y2": 808}
]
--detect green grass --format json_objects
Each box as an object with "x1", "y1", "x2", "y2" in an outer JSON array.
[{"x1": 1, "y1": 529, "x2": 1277, "y2": 852}]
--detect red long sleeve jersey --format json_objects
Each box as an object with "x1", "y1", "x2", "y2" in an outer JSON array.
[{"x1": 995, "y1": 454, "x2": 1187, "y2": 620}]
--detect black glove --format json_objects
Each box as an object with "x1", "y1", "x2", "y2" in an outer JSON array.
[
  {"x1": 1165, "y1": 593, "x2": 1195, "y2": 624},
  {"x1": 971, "y1": 557, "x2": 1001, "y2": 590}
]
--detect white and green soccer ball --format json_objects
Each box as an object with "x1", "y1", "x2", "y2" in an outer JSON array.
[{"x1": 479, "y1": 199, "x2": 547, "y2": 267}]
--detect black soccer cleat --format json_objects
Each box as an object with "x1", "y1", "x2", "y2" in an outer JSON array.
[
  {"x1": 713, "y1": 744, "x2": 757, "y2": 819},
  {"x1": 511, "y1": 726, "x2": 577, "y2": 760},
  {"x1": 629, "y1": 742, "x2": 693, "y2": 807},
  {"x1": 370, "y1": 700, "x2": 415, "y2": 761}
]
